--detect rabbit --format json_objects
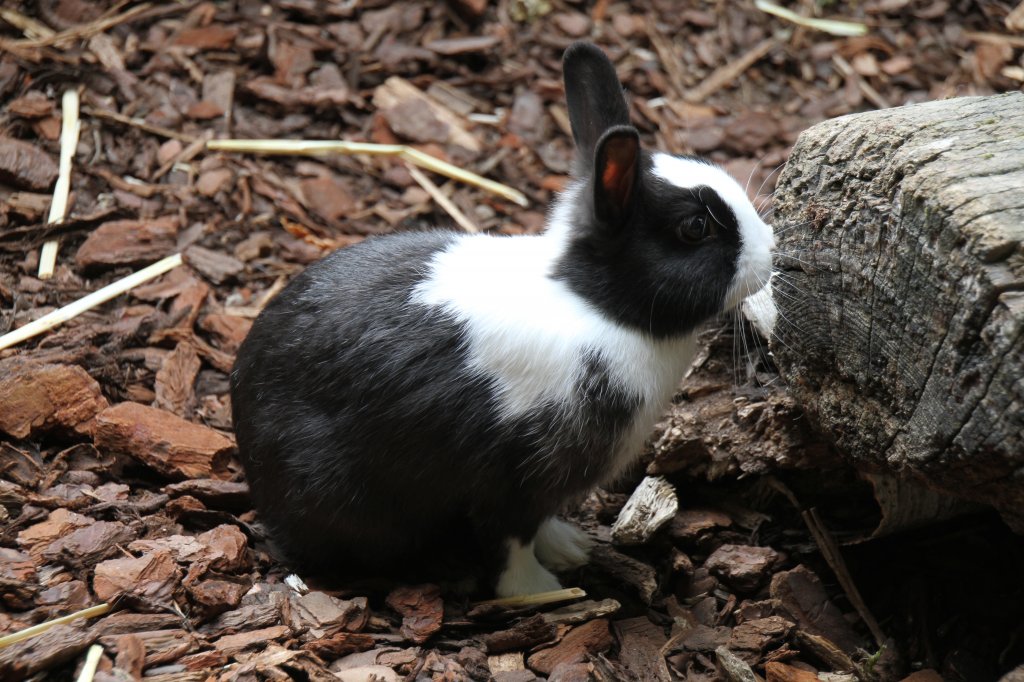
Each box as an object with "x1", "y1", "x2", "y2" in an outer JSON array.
[{"x1": 230, "y1": 41, "x2": 775, "y2": 597}]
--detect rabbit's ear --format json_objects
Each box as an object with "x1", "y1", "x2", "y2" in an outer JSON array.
[
  {"x1": 593, "y1": 125, "x2": 640, "y2": 225},
  {"x1": 563, "y1": 42, "x2": 631, "y2": 164}
]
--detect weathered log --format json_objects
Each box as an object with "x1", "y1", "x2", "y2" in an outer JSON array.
[{"x1": 771, "y1": 92, "x2": 1024, "y2": 531}]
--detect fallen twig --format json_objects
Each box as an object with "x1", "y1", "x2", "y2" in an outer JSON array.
[
  {"x1": 473, "y1": 587, "x2": 586, "y2": 609},
  {"x1": 755, "y1": 0, "x2": 868, "y2": 36},
  {"x1": 0, "y1": 254, "x2": 183, "y2": 352},
  {"x1": 75, "y1": 644, "x2": 104, "y2": 682},
  {"x1": 83, "y1": 106, "x2": 198, "y2": 143},
  {"x1": 0, "y1": 603, "x2": 111, "y2": 649},
  {"x1": 406, "y1": 163, "x2": 480, "y2": 233},
  {"x1": 206, "y1": 139, "x2": 529, "y2": 207},
  {"x1": 38, "y1": 89, "x2": 81, "y2": 280},
  {"x1": 684, "y1": 37, "x2": 782, "y2": 104},
  {"x1": 832, "y1": 54, "x2": 891, "y2": 109}
]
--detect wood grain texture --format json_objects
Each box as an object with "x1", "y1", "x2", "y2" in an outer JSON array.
[{"x1": 771, "y1": 92, "x2": 1024, "y2": 531}]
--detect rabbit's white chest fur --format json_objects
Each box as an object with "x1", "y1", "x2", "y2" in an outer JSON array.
[{"x1": 412, "y1": 228, "x2": 696, "y2": 479}]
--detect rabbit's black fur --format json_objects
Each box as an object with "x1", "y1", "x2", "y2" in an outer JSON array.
[{"x1": 231, "y1": 42, "x2": 774, "y2": 596}]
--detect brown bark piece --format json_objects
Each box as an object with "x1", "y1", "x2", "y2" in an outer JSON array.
[
  {"x1": 526, "y1": 619, "x2": 614, "y2": 675},
  {"x1": 385, "y1": 583, "x2": 443, "y2": 644},
  {"x1": 113, "y1": 633, "x2": 147, "y2": 679},
  {"x1": 288, "y1": 591, "x2": 370, "y2": 638},
  {"x1": 17, "y1": 508, "x2": 95, "y2": 559},
  {"x1": 0, "y1": 360, "x2": 109, "y2": 439},
  {"x1": 771, "y1": 565, "x2": 865, "y2": 654},
  {"x1": 765, "y1": 661, "x2": 820, "y2": 682},
  {"x1": 100, "y1": 629, "x2": 199, "y2": 667},
  {"x1": 164, "y1": 479, "x2": 250, "y2": 509},
  {"x1": 75, "y1": 216, "x2": 179, "y2": 270},
  {"x1": 201, "y1": 593, "x2": 285, "y2": 637},
  {"x1": 93, "y1": 550, "x2": 183, "y2": 606},
  {"x1": 705, "y1": 544, "x2": 781, "y2": 593},
  {"x1": 129, "y1": 524, "x2": 249, "y2": 571},
  {"x1": 199, "y1": 313, "x2": 252, "y2": 354},
  {"x1": 901, "y1": 671, "x2": 945, "y2": 682},
  {"x1": 155, "y1": 341, "x2": 201, "y2": 417},
  {"x1": 303, "y1": 631, "x2": 377, "y2": 659},
  {"x1": 614, "y1": 616, "x2": 671, "y2": 682},
  {"x1": 727, "y1": 616, "x2": 794, "y2": 663},
  {"x1": 299, "y1": 174, "x2": 356, "y2": 223},
  {"x1": 0, "y1": 136, "x2": 58, "y2": 190},
  {"x1": 669, "y1": 508, "x2": 733, "y2": 542},
  {"x1": 481, "y1": 613, "x2": 557, "y2": 654},
  {"x1": 542, "y1": 598, "x2": 621, "y2": 626},
  {"x1": 0, "y1": 622, "x2": 94, "y2": 679},
  {"x1": 588, "y1": 544, "x2": 659, "y2": 603},
  {"x1": 183, "y1": 244, "x2": 244, "y2": 284},
  {"x1": 373, "y1": 76, "x2": 481, "y2": 152},
  {"x1": 214, "y1": 624, "x2": 292, "y2": 656},
  {"x1": 93, "y1": 401, "x2": 233, "y2": 480},
  {"x1": 41, "y1": 519, "x2": 135, "y2": 566}
]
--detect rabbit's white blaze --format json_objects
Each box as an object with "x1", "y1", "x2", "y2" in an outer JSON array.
[{"x1": 651, "y1": 153, "x2": 776, "y2": 308}]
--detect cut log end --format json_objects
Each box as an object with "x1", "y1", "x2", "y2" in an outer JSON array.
[{"x1": 771, "y1": 91, "x2": 1024, "y2": 531}]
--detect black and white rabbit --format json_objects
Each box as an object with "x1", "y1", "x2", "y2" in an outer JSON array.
[{"x1": 230, "y1": 42, "x2": 774, "y2": 596}]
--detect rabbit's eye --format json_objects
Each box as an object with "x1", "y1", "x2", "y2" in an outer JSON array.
[{"x1": 676, "y1": 214, "x2": 716, "y2": 244}]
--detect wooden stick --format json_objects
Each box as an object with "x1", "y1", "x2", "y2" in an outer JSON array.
[
  {"x1": 83, "y1": 106, "x2": 198, "y2": 143},
  {"x1": 0, "y1": 254, "x2": 183, "y2": 352},
  {"x1": 802, "y1": 507, "x2": 887, "y2": 647},
  {"x1": 473, "y1": 587, "x2": 586, "y2": 609},
  {"x1": 206, "y1": 138, "x2": 529, "y2": 207},
  {"x1": 0, "y1": 8, "x2": 57, "y2": 39},
  {"x1": 755, "y1": 0, "x2": 868, "y2": 36},
  {"x1": 832, "y1": 54, "x2": 891, "y2": 109},
  {"x1": 684, "y1": 37, "x2": 781, "y2": 103},
  {"x1": 406, "y1": 164, "x2": 480, "y2": 233},
  {"x1": 75, "y1": 644, "x2": 104, "y2": 682},
  {"x1": 0, "y1": 603, "x2": 111, "y2": 649},
  {"x1": 38, "y1": 89, "x2": 81, "y2": 280},
  {"x1": 7, "y1": 3, "x2": 153, "y2": 48}
]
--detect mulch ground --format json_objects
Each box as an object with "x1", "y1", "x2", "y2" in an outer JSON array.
[{"x1": 2, "y1": 1, "x2": 1023, "y2": 681}]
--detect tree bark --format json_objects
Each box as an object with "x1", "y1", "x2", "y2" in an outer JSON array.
[{"x1": 770, "y1": 92, "x2": 1024, "y2": 531}]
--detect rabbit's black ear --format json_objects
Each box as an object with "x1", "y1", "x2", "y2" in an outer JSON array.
[
  {"x1": 593, "y1": 125, "x2": 639, "y2": 226},
  {"x1": 563, "y1": 42, "x2": 631, "y2": 164}
]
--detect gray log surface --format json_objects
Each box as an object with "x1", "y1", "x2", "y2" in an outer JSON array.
[{"x1": 771, "y1": 92, "x2": 1024, "y2": 531}]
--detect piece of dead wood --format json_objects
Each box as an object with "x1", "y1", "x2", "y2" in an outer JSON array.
[
  {"x1": 684, "y1": 37, "x2": 782, "y2": 103},
  {"x1": 614, "y1": 616, "x2": 671, "y2": 682},
  {"x1": 0, "y1": 253, "x2": 183, "y2": 351},
  {"x1": 0, "y1": 602, "x2": 110, "y2": 650},
  {"x1": 38, "y1": 89, "x2": 80, "y2": 280},
  {"x1": 831, "y1": 54, "x2": 891, "y2": 109},
  {"x1": 541, "y1": 598, "x2": 621, "y2": 626},
  {"x1": 406, "y1": 163, "x2": 479, "y2": 233},
  {"x1": 385, "y1": 584, "x2": 443, "y2": 644},
  {"x1": 588, "y1": 545, "x2": 658, "y2": 604},
  {"x1": 715, "y1": 646, "x2": 759, "y2": 682},
  {"x1": 611, "y1": 475, "x2": 678, "y2": 545},
  {"x1": 481, "y1": 614, "x2": 557, "y2": 654},
  {"x1": 0, "y1": 136, "x2": 58, "y2": 190},
  {"x1": 84, "y1": 106, "x2": 198, "y2": 143},
  {"x1": 0, "y1": 621, "x2": 96, "y2": 678},
  {"x1": 474, "y1": 587, "x2": 587, "y2": 610},
  {"x1": 0, "y1": 359, "x2": 109, "y2": 439},
  {"x1": 207, "y1": 138, "x2": 528, "y2": 206},
  {"x1": 526, "y1": 619, "x2": 614, "y2": 675},
  {"x1": 93, "y1": 401, "x2": 233, "y2": 479},
  {"x1": 755, "y1": 0, "x2": 868, "y2": 35}
]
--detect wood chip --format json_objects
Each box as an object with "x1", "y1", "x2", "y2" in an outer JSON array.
[
  {"x1": 0, "y1": 136, "x2": 58, "y2": 190},
  {"x1": 705, "y1": 544, "x2": 781, "y2": 593},
  {"x1": 75, "y1": 217, "x2": 179, "y2": 271},
  {"x1": 0, "y1": 359, "x2": 109, "y2": 439},
  {"x1": 611, "y1": 475, "x2": 679, "y2": 545},
  {"x1": 526, "y1": 619, "x2": 614, "y2": 675},
  {"x1": 92, "y1": 401, "x2": 233, "y2": 480},
  {"x1": 385, "y1": 584, "x2": 443, "y2": 644}
]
